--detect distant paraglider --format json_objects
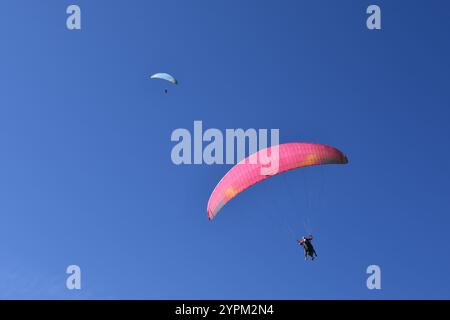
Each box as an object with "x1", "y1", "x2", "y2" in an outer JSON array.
[{"x1": 150, "y1": 73, "x2": 178, "y2": 93}]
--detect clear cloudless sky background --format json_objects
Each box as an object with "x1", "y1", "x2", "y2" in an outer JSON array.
[{"x1": 0, "y1": 0, "x2": 449, "y2": 299}]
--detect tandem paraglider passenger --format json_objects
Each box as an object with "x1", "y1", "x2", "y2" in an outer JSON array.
[{"x1": 298, "y1": 235, "x2": 317, "y2": 261}]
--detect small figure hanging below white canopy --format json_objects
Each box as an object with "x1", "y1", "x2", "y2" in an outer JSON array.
[{"x1": 150, "y1": 73, "x2": 178, "y2": 93}]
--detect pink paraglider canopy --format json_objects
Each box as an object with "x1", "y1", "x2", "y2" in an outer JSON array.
[{"x1": 207, "y1": 142, "x2": 348, "y2": 220}]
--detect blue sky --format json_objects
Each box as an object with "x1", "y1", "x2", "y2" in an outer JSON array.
[{"x1": 0, "y1": 0, "x2": 449, "y2": 299}]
